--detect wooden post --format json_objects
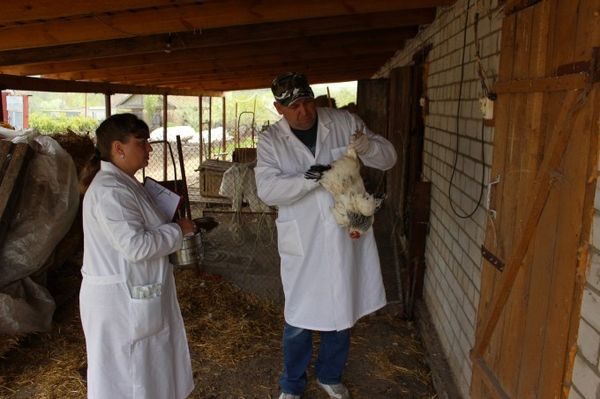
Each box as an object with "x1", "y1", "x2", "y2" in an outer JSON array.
[
  {"x1": 104, "y1": 93, "x2": 111, "y2": 117},
  {"x1": 176, "y1": 135, "x2": 192, "y2": 220},
  {"x1": 208, "y1": 97, "x2": 212, "y2": 160},
  {"x1": 222, "y1": 96, "x2": 226, "y2": 159},
  {"x1": 235, "y1": 102, "x2": 239, "y2": 147},
  {"x1": 22, "y1": 95, "x2": 29, "y2": 128},
  {"x1": 252, "y1": 96, "x2": 257, "y2": 146},
  {"x1": 163, "y1": 94, "x2": 168, "y2": 181},
  {"x1": 0, "y1": 89, "x2": 5, "y2": 123},
  {"x1": 199, "y1": 96, "x2": 203, "y2": 163}
]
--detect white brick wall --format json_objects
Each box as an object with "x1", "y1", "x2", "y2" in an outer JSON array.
[
  {"x1": 570, "y1": 224, "x2": 600, "y2": 398},
  {"x1": 375, "y1": 0, "x2": 502, "y2": 397}
]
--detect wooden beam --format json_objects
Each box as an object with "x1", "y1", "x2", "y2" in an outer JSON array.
[
  {"x1": 103, "y1": 54, "x2": 393, "y2": 87},
  {"x1": 493, "y1": 73, "x2": 588, "y2": 93},
  {"x1": 151, "y1": 66, "x2": 385, "y2": 91},
  {"x1": 0, "y1": 74, "x2": 223, "y2": 97},
  {"x1": 0, "y1": 0, "x2": 451, "y2": 50},
  {"x1": 0, "y1": 10, "x2": 429, "y2": 67},
  {"x1": 39, "y1": 30, "x2": 407, "y2": 80},
  {"x1": 0, "y1": 0, "x2": 201, "y2": 24}
]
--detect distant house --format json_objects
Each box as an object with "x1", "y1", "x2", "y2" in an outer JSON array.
[
  {"x1": 116, "y1": 94, "x2": 176, "y2": 129},
  {"x1": 87, "y1": 106, "x2": 106, "y2": 121},
  {"x1": 1, "y1": 92, "x2": 29, "y2": 129}
]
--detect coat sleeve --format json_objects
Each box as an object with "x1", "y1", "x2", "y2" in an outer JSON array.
[
  {"x1": 254, "y1": 131, "x2": 319, "y2": 207},
  {"x1": 349, "y1": 113, "x2": 397, "y2": 171},
  {"x1": 95, "y1": 186, "x2": 183, "y2": 263}
]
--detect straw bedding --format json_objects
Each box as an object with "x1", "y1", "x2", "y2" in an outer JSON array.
[{"x1": 0, "y1": 267, "x2": 435, "y2": 398}]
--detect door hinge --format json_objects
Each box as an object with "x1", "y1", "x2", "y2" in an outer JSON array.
[{"x1": 481, "y1": 245, "x2": 504, "y2": 272}]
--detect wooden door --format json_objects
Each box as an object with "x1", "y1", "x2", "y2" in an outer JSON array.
[
  {"x1": 357, "y1": 78, "x2": 389, "y2": 194},
  {"x1": 382, "y1": 65, "x2": 430, "y2": 318},
  {"x1": 470, "y1": 0, "x2": 599, "y2": 398}
]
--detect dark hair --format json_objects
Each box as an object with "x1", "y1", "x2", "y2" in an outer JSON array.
[{"x1": 79, "y1": 113, "x2": 149, "y2": 194}]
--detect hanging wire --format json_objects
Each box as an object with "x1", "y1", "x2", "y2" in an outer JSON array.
[
  {"x1": 447, "y1": 0, "x2": 487, "y2": 219},
  {"x1": 473, "y1": 3, "x2": 497, "y2": 101}
]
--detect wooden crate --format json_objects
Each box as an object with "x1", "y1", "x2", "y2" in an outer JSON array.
[
  {"x1": 232, "y1": 147, "x2": 257, "y2": 164},
  {"x1": 198, "y1": 159, "x2": 232, "y2": 198}
]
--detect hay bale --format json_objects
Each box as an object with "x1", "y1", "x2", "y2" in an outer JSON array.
[{"x1": 50, "y1": 131, "x2": 94, "y2": 175}]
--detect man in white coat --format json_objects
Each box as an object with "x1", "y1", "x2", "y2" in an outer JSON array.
[{"x1": 255, "y1": 73, "x2": 397, "y2": 399}]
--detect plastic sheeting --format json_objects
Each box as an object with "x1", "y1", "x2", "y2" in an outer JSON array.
[{"x1": 0, "y1": 133, "x2": 79, "y2": 335}]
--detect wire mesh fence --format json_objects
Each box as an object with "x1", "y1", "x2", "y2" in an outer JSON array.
[
  {"x1": 141, "y1": 127, "x2": 280, "y2": 302},
  {"x1": 138, "y1": 139, "x2": 202, "y2": 202}
]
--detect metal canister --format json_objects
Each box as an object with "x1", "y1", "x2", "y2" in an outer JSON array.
[{"x1": 169, "y1": 232, "x2": 203, "y2": 267}]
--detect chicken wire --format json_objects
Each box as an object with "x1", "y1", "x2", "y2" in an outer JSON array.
[
  {"x1": 142, "y1": 138, "x2": 281, "y2": 301},
  {"x1": 139, "y1": 139, "x2": 202, "y2": 202}
]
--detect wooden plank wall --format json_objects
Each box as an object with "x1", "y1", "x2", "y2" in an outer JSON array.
[
  {"x1": 356, "y1": 78, "x2": 389, "y2": 194},
  {"x1": 471, "y1": 0, "x2": 599, "y2": 397},
  {"x1": 386, "y1": 67, "x2": 414, "y2": 220}
]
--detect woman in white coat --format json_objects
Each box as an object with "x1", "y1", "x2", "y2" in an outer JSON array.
[
  {"x1": 255, "y1": 73, "x2": 397, "y2": 399},
  {"x1": 79, "y1": 113, "x2": 195, "y2": 399}
]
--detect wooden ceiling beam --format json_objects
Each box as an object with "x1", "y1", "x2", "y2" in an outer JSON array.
[
  {"x1": 55, "y1": 51, "x2": 394, "y2": 84},
  {"x1": 0, "y1": 74, "x2": 222, "y2": 97},
  {"x1": 0, "y1": 10, "x2": 431, "y2": 67},
  {"x1": 161, "y1": 68, "x2": 381, "y2": 92},
  {"x1": 123, "y1": 55, "x2": 389, "y2": 85},
  {"x1": 0, "y1": 0, "x2": 201, "y2": 25},
  {"x1": 10, "y1": 28, "x2": 411, "y2": 77},
  {"x1": 104, "y1": 54, "x2": 393, "y2": 87},
  {"x1": 0, "y1": 0, "x2": 451, "y2": 51},
  {"x1": 41, "y1": 30, "x2": 406, "y2": 81}
]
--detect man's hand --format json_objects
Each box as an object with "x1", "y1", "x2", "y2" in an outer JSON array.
[
  {"x1": 304, "y1": 164, "x2": 332, "y2": 181},
  {"x1": 349, "y1": 131, "x2": 371, "y2": 155}
]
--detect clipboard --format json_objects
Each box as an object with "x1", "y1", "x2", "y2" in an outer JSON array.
[{"x1": 143, "y1": 176, "x2": 182, "y2": 221}]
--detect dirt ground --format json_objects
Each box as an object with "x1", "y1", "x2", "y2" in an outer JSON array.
[{"x1": 0, "y1": 264, "x2": 436, "y2": 399}]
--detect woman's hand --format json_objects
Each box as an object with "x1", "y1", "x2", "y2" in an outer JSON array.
[{"x1": 176, "y1": 218, "x2": 195, "y2": 236}]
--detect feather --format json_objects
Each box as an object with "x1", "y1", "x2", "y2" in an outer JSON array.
[{"x1": 317, "y1": 127, "x2": 382, "y2": 239}]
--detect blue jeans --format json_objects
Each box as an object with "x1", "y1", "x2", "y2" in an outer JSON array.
[{"x1": 280, "y1": 322, "x2": 351, "y2": 395}]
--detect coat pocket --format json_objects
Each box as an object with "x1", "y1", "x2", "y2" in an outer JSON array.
[
  {"x1": 129, "y1": 285, "x2": 164, "y2": 342},
  {"x1": 275, "y1": 220, "x2": 304, "y2": 257}
]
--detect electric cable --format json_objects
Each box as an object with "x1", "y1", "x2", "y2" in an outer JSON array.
[{"x1": 447, "y1": 0, "x2": 487, "y2": 219}]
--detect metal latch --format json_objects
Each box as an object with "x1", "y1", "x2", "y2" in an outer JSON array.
[{"x1": 481, "y1": 245, "x2": 504, "y2": 272}]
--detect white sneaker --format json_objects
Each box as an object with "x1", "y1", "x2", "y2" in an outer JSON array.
[
  {"x1": 278, "y1": 393, "x2": 301, "y2": 399},
  {"x1": 317, "y1": 381, "x2": 351, "y2": 399}
]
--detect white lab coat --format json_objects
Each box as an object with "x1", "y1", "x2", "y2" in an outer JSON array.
[
  {"x1": 79, "y1": 161, "x2": 194, "y2": 399},
  {"x1": 255, "y1": 108, "x2": 397, "y2": 331}
]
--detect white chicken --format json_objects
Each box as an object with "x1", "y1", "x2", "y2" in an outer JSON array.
[{"x1": 306, "y1": 128, "x2": 382, "y2": 239}]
